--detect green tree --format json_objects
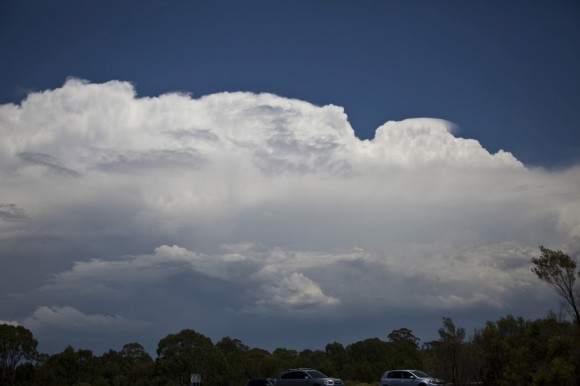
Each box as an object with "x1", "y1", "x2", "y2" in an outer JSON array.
[
  {"x1": 99, "y1": 349, "x2": 124, "y2": 385},
  {"x1": 199, "y1": 345, "x2": 229, "y2": 386},
  {"x1": 34, "y1": 345, "x2": 99, "y2": 385},
  {"x1": 216, "y1": 337, "x2": 249, "y2": 385},
  {"x1": 245, "y1": 348, "x2": 276, "y2": 379},
  {"x1": 119, "y1": 342, "x2": 154, "y2": 385},
  {"x1": 271, "y1": 348, "x2": 298, "y2": 373},
  {"x1": 155, "y1": 329, "x2": 226, "y2": 385},
  {"x1": 325, "y1": 342, "x2": 348, "y2": 379},
  {"x1": 530, "y1": 314, "x2": 580, "y2": 386},
  {"x1": 0, "y1": 324, "x2": 38, "y2": 386},
  {"x1": 472, "y1": 315, "x2": 528, "y2": 385},
  {"x1": 12, "y1": 362, "x2": 35, "y2": 386},
  {"x1": 297, "y1": 349, "x2": 332, "y2": 375},
  {"x1": 344, "y1": 338, "x2": 389, "y2": 383},
  {"x1": 386, "y1": 328, "x2": 422, "y2": 369},
  {"x1": 434, "y1": 317, "x2": 466, "y2": 385},
  {"x1": 531, "y1": 246, "x2": 580, "y2": 325}
]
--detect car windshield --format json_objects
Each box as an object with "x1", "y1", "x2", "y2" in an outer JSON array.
[
  {"x1": 306, "y1": 371, "x2": 328, "y2": 378},
  {"x1": 410, "y1": 371, "x2": 430, "y2": 378}
]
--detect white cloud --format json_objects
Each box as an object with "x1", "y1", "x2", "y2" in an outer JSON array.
[
  {"x1": 0, "y1": 320, "x2": 20, "y2": 326},
  {"x1": 1, "y1": 79, "x2": 578, "y2": 351},
  {"x1": 360, "y1": 117, "x2": 522, "y2": 168},
  {"x1": 40, "y1": 241, "x2": 545, "y2": 317},
  {"x1": 23, "y1": 306, "x2": 144, "y2": 332},
  {"x1": 44, "y1": 244, "x2": 355, "y2": 313}
]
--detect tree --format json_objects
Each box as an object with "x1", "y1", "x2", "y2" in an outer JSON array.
[
  {"x1": 0, "y1": 324, "x2": 38, "y2": 386},
  {"x1": 434, "y1": 317, "x2": 466, "y2": 385},
  {"x1": 345, "y1": 338, "x2": 389, "y2": 383},
  {"x1": 216, "y1": 337, "x2": 249, "y2": 385},
  {"x1": 245, "y1": 348, "x2": 276, "y2": 379},
  {"x1": 156, "y1": 329, "x2": 210, "y2": 385},
  {"x1": 472, "y1": 315, "x2": 527, "y2": 385},
  {"x1": 34, "y1": 345, "x2": 100, "y2": 385},
  {"x1": 531, "y1": 246, "x2": 580, "y2": 325},
  {"x1": 155, "y1": 329, "x2": 227, "y2": 385},
  {"x1": 297, "y1": 349, "x2": 331, "y2": 375},
  {"x1": 530, "y1": 314, "x2": 580, "y2": 386},
  {"x1": 119, "y1": 342, "x2": 154, "y2": 385},
  {"x1": 386, "y1": 328, "x2": 422, "y2": 369},
  {"x1": 325, "y1": 342, "x2": 348, "y2": 379}
]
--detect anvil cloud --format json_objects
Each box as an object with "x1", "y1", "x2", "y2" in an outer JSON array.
[{"x1": 1, "y1": 79, "x2": 579, "y2": 353}]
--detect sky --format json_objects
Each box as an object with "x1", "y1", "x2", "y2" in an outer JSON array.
[{"x1": 0, "y1": 0, "x2": 579, "y2": 356}]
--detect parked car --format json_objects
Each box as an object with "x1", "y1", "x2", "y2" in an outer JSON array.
[
  {"x1": 380, "y1": 370, "x2": 445, "y2": 386},
  {"x1": 275, "y1": 368, "x2": 343, "y2": 386},
  {"x1": 246, "y1": 379, "x2": 275, "y2": 386}
]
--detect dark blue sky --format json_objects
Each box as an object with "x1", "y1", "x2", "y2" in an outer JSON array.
[{"x1": 1, "y1": 0, "x2": 579, "y2": 166}]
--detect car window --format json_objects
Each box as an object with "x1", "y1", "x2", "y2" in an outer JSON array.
[
  {"x1": 388, "y1": 371, "x2": 401, "y2": 379},
  {"x1": 305, "y1": 370, "x2": 327, "y2": 378},
  {"x1": 410, "y1": 371, "x2": 429, "y2": 378},
  {"x1": 401, "y1": 371, "x2": 413, "y2": 379},
  {"x1": 297, "y1": 371, "x2": 308, "y2": 379},
  {"x1": 281, "y1": 372, "x2": 295, "y2": 379}
]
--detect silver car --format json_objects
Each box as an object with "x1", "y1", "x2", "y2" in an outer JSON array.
[
  {"x1": 380, "y1": 370, "x2": 445, "y2": 386},
  {"x1": 275, "y1": 368, "x2": 343, "y2": 386}
]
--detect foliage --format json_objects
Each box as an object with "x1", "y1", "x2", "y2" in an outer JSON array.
[
  {"x1": 3, "y1": 317, "x2": 579, "y2": 386},
  {"x1": 344, "y1": 338, "x2": 389, "y2": 383},
  {"x1": 155, "y1": 329, "x2": 222, "y2": 385},
  {"x1": 0, "y1": 324, "x2": 38, "y2": 386},
  {"x1": 325, "y1": 342, "x2": 348, "y2": 378},
  {"x1": 386, "y1": 328, "x2": 422, "y2": 369},
  {"x1": 531, "y1": 246, "x2": 580, "y2": 325},
  {"x1": 423, "y1": 318, "x2": 467, "y2": 385}
]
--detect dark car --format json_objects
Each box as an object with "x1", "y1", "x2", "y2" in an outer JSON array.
[
  {"x1": 275, "y1": 368, "x2": 343, "y2": 386},
  {"x1": 246, "y1": 379, "x2": 275, "y2": 386}
]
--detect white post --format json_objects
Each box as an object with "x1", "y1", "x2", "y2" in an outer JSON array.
[{"x1": 190, "y1": 373, "x2": 201, "y2": 386}]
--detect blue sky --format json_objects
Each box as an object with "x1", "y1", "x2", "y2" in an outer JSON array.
[
  {"x1": 1, "y1": 0, "x2": 580, "y2": 356},
  {"x1": 2, "y1": 0, "x2": 579, "y2": 167}
]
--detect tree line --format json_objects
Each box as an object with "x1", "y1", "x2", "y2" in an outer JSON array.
[{"x1": 1, "y1": 247, "x2": 579, "y2": 386}]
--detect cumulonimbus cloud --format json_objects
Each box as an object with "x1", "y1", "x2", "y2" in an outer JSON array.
[{"x1": 1, "y1": 79, "x2": 579, "y2": 351}]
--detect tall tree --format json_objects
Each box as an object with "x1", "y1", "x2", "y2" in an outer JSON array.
[
  {"x1": 435, "y1": 317, "x2": 466, "y2": 385},
  {"x1": 531, "y1": 246, "x2": 580, "y2": 325},
  {"x1": 0, "y1": 324, "x2": 38, "y2": 386}
]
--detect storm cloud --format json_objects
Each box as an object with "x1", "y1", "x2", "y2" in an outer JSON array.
[{"x1": 1, "y1": 79, "x2": 578, "y2": 353}]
